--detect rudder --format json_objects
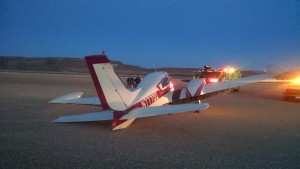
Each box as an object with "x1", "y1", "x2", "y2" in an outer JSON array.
[{"x1": 85, "y1": 54, "x2": 139, "y2": 111}]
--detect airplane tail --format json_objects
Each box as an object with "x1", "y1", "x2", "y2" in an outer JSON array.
[{"x1": 85, "y1": 54, "x2": 140, "y2": 111}]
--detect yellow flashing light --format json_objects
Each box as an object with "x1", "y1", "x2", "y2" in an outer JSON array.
[
  {"x1": 293, "y1": 77, "x2": 300, "y2": 84},
  {"x1": 228, "y1": 67, "x2": 235, "y2": 73},
  {"x1": 223, "y1": 66, "x2": 235, "y2": 73}
]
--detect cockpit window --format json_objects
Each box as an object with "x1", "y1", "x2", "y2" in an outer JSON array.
[
  {"x1": 161, "y1": 77, "x2": 169, "y2": 88},
  {"x1": 161, "y1": 73, "x2": 171, "y2": 88}
]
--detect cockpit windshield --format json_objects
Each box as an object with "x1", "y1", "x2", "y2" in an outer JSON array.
[{"x1": 161, "y1": 73, "x2": 171, "y2": 88}]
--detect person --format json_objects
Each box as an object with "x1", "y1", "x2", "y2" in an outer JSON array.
[
  {"x1": 135, "y1": 74, "x2": 142, "y2": 87},
  {"x1": 127, "y1": 75, "x2": 135, "y2": 88}
]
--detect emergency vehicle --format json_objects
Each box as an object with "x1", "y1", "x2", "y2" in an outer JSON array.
[
  {"x1": 283, "y1": 77, "x2": 300, "y2": 101},
  {"x1": 193, "y1": 66, "x2": 241, "y2": 91}
]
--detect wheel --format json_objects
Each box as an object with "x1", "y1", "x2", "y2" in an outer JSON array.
[
  {"x1": 232, "y1": 86, "x2": 240, "y2": 92},
  {"x1": 283, "y1": 95, "x2": 294, "y2": 101}
]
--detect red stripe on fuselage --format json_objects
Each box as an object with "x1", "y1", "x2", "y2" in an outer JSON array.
[
  {"x1": 85, "y1": 55, "x2": 111, "y2": 110},
  {"x1": 194, "y1": 82, "x2": 205, "y2": 96},
  {"x1": 186, "y1": 89, "x2": 192, "y2": 98}
]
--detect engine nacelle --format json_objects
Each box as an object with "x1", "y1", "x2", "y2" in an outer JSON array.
[{"x1": 186, "y1": 78, "x2": 206, "y2": 97}]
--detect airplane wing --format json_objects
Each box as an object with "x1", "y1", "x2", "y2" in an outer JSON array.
[
  {"x1": 52, "y1": 110, "x2": 113, "y2": 122},
  {"x1": 171, "y1": 73, "x2": 272, "y2": 104},
  {"x1": 120, "y1": 103, "x2": 209, "y2": 120},
  {"x1": 202, "y1": 73, "x2": 269, "y2": 94},
  {"x1": 52, "y1": 103, "x2": 208, "y2": 122},
  {"x1": 49, "y1": 92, "x2": 100, "y2": 105},
  {"x1": 201, "y1": 64, "x2": 284, "y2": 95}
]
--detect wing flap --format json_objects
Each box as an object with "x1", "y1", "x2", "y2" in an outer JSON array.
[
  {"x1": 120, "y1": 103, "x2": 209, "y2": 120},
  {"x1": 52, "y1": 110, "x2": 113, "y2": 122}
]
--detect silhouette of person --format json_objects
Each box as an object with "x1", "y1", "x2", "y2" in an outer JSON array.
[
  {"x1": 127, "y1": 75, "x2": 135, "y2": 88},
  {"x1": 135, "y1": 74, "x2": 142, "y2": 86}
]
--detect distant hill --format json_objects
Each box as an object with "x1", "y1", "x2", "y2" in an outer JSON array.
[
  {"x1": 0, "y1": 56, "x2": 87, "y2": 73},
  {"x1": 0, "y1": 56, "x2": 197, "y2": 77},
  {"x1": 0, "y1": 56, "x2": 267, "y2": 78},
  {"x1": 276, "y1": 70, "x2": 300, "y2": 80}
]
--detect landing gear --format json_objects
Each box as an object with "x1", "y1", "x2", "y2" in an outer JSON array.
[
  {"x1": 232, "y1": 86, "x2": 240, "y2": 92},
  {"x1": 195, "y1": 100, "x2": 201, "y2": 113}
]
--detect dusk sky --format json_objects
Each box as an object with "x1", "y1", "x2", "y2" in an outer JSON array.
[{"x1": 0, "y1": 0, "x2": 299, "y2": 70}]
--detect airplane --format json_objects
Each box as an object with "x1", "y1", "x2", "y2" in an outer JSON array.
[{"x1": 49, "y1": 53, "x2": 279, "y2": 130}]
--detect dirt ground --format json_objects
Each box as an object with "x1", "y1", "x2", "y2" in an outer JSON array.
[{"x1": 0, "y1": 72, "x2": 299, "y2": 169}]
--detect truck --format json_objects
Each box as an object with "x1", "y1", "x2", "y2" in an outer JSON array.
[
  {"x1": 193, "y1": 65, "x2": 241, "y2": 91},
  {"x1": 283, "y1": 77, "x2": 300, "y2": 101}
]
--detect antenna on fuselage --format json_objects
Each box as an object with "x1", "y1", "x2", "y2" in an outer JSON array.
[{"x1": 153, "y1": 64, "x2": 157, "y2": 72}]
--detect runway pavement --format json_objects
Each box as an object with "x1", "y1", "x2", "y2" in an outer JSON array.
[{"x1": 0, "y1": 72, "x2": 299, "y2": 169}]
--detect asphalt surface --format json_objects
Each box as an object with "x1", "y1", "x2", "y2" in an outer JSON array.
[{"x1": 0, "y1": 72, "x2": 299, "y2": 169}]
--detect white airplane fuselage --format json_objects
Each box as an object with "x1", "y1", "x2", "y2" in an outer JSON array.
[
  {"x1": 111, "y1": 72, "x2": 174, "y2": 130},
  {"x1": 50, "y1": 54, "x2": 276, "y2": 130}
]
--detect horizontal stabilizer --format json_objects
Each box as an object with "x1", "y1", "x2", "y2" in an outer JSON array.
[
  {"x1": 120, "y1": 103, "x2": 209, "y2": 120},
  {"x1": 49, "y1": 92, "x2": 100, "y2": 105},
  {"x1": 52, "y1": 110, "x2": 114, "y2": 122},
  {"x1": 66, "y1": 97, "x2": 100, "y2": 105}
]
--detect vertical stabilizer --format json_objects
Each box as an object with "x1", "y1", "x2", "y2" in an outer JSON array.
[{"x1": 85, "y1": 54, "x2": 139, "y2": 111}]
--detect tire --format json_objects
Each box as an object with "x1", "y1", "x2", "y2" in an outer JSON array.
[
  {"x1": 233, "y1": 86, "x2": 240, "y2": 92},
  {"x1": 283, "y1": 95, "x2": 294, "y2": 101}
]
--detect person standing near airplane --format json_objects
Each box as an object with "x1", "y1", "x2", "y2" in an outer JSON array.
[
  {"x1": 127, "y1": 74, "x2": 135, "y2": 88},
  {"x1": 135, "y1": 74, "x2": 142, "y2": 87}
]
